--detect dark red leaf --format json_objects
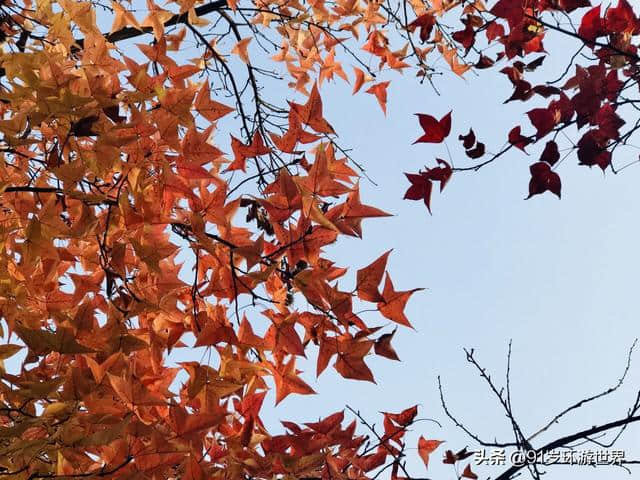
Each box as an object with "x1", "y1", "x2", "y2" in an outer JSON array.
[
  {"x1": 508, "y1": 126, "x2": 533, "y2": 152},
  {"x1": 403, "y1": 173, "x2": 430, "y2": 201},
  {"x1": 443, "y1": 450, "x2": 457, "y2": 464},
  {"x1": 605, "y1": 0, "x2": 637, "y2": 34},
  {"x1": 456, "y1": 448, "x2": 474, "y2": 460},
  {"x1": 501, "y1": 65, "x2": 523, "y2": 84},
  {"x1": 549, "y1": 93, "x2": 574, "y2": 123},
  {"x1": 595, "y1": 104, "x2": 625, "y2": 139},
  {"x1": 578, "y1": 5, "x2": 603, "y2": 41},
  {"x1": 453, "y1": 22, "x2": 475, "y2": 51},
  {"x1": 384, "y1": 405, "x2": 418, "y2": 426},
  {"x1": 459, "y1": 129, "x2": 476, "y2": 149},
  {"x1": 408, "y1": 13, "x2": 436, "y2": 42},
  {"x1": 525, "y1": 56, "x2": 546, "y2": 71},
  {"x1": 523, "y1": 35, "x2": 545, "y2": 55},
  {"x1": 425, "y1": 159, "x2": 453, "y2": 192},
  {"x1": 476, "y1": 55, "x2": 495, "y2": 69},
  {"x1": 605, "y1": 71, "x2": 624, "y2": 101},
  {"x1": 505, "y1": 80, "x2": 533, "y2": 103},
  {"x1": 466, "y1": 142, "x2": 485, "y2": 159},
  {"x1": 527, "y1": 161, "x2": 561, "y2": 199},
  {"x1": 374, "y1": 329, "x2": 400, "y2": 360},
  {"x1": 533, "y1": 85, "x2": 561, "y2": 98},
  {"x1": 540, "y1": 141, "x2": 560, "y2": 166},
  {"x1": 577, "y1": 130, "x2": 611, "y2": 170},
  {"x1": 462, "y1": 464, "x2": 479, "y2": 479},
  {"x1": 490, "y1": 0, "x2": 525, "y2": 27},
  {"x1": 486, "y1": 21, "x2": 505, "y2": 42},
  {"x1": 552, "y1": 0, "x2": 591, "y2": 13},
  {"x1": 414, "y1": 111, "x2": 452, "y2": 144},
  {"x1": 527, "y1": 107, "x2": 557, "y2": 138}
]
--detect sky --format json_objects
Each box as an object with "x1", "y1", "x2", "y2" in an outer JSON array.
[{"x1": 4, "y1": 3, "x2": 640, "y2": 479}]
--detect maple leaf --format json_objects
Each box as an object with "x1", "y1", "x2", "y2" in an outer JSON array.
[
  {"x1": 596, "y1": 104, "x2": 625, "y2": 138},
  {"x1": 359, "y1": 450, "x2": 388, "y2": 472},
  {"x1": 264, "y1": 311, "x2": 305, "y2": 356},
  {"x1": 374, "y1": 328, "x2": 400, "y2": 360},
  {"x1": 578, "y1": 6, "x2": 604, "y2": 41},
  {"x1": 453, "y1": 21, "x2": 476, "y2": 51},
  {"x1": 404, "y1": 172, "x2": 433, "y2": 212},
  {"x1": 108, "y1": 372, "x2": 167, "y2": 407},
  {"x1": 335, "y1": 186, "x2": 391, "y2": 237},
  {"x1": 508, "y1": 126, "x2": 533, "y2": 152},
  {"x1": 459, "y1": 129, "x2": 485, "y2": 158},
  {"x1": 356, "y1": 250, "x2": 391, "y2": 302},
  {"x1": 384, "y1": 405, "x2": 418, "y2": 426},
  {"x1": 486, "y1": 21, "x2": 505, "y2": 42},
  {"x1": 366, "y1": 81, "x2": 391, "y2": 114},
  {"x1": 418, "y1": 436, "x2": 444, "y2": 468},
  {"x1": 440, "y1": 43, "x2": 472, "y2": 76},
  {"x1": 232, "y1": 37, "x2": 252, "y2": 63},
  {"x1": 527, "y1": 162, "x2": 561, "y2": 199},
  {"x1": 227, "y1": 132, "x2": 271, "y2": 172},
  {"x1": 466, "y1": 142, "x2": 485, "y2": 158},
  {"x1": 352, "y1": 67, "x2": 372, "y2": 94},
  {"x1": 237, "y1": 390, "x2": 267, "y2": 419},
  {"x1": 577, "y1": 130, "x2": 611, "y2": 170},
  {"x1": 195, "y1": 81, "x2": 234, "y2": 122},
  {"x1": 270, "y1": 357, "x2": 316, "y2": 404},
  {"x1": 140, "y1": 0, "x2": 173, "y2": 40},
  {"x1": 289, "y1": 84, "x2": 335, "y2": 134},
  {"x1": 111, "y1": 1, "x2": 142, "y2": 33},
  {"x1": 304, "y1": 411, "x2": 345, "y2": 434},
  {"x1": 319, "y1": 49, "x2": 348, "y2": 85},
  {"x1": 414, "y1": 111, "x2": 452, "y2": 143},
  {"x1": 527, "y1": 107, "x2": 558, "y2": 138},
  {"x1": 377, "y1": 274, "x2": 423, "y2": 328},
  {"x1": 459, "y1": 129, "x2": 476, "y2": 149},
  {"x1": 605, "y1": 0, "x2": 638, "y2": 34},
  {"x1": 443, "y1": 450, "x2": 457, "y2": 464},
  {"x1": 490, "y1": 0, "x2": 525, "y2": 26},
  {"x1": 335, "y1": 338, "x2": 376, "y2": 382},
  {"x1": 408, "y1": 13, "x2": 436, "y2": 42},
  {"x1": 540, "y1": 141, "x2": 560, "y2": 166},
  {"x1": 462, "y1": 464, "x2": 479, "y2": 479},
  {"x1": 404, "y1": 160, "x2": 451, "y2": 212}
]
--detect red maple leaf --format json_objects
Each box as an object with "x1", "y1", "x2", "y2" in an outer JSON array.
[{"x1": 414, "y1": 111, "x2": 452, "y2": 144}]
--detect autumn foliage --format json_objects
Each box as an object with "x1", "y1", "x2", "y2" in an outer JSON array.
[
  {"x1": 0, "y1": 0, "x2": 637, "y2": 478},
  {"x1": 0, "y1": 0, "x2": 431, "y2": 478},
  {"x1": 405, "y1": 0, "x2": 640, "y2": 211}
]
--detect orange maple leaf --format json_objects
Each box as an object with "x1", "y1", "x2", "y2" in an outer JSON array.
[
  {"x1": 195, "y1": 82, "x2": 234, "y2": 122},
  {"x1": 289, "y1": 84, "x2": 335, "y2": 134},
  {"x1": 418, "y1": 436, "x2": 444, "y2": 468},
  {"x1": 356, "y1": 250, "x2": 391, "y2": 302},
  {"x1": 232, "y1": 37, "x2": 252, "y2": 63},
  {"x1": 366, "y1": 81, "x2": 391, "y2": 115},
  {"x1": 270, "y1": 357, "x2": 316, "y2": 404},
  {"x1": 377, "y1": 274, "x2": 423, "y2": 328}
]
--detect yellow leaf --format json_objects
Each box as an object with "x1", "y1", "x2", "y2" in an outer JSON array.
[
  {"x1": 44, "y1": 402, "x2": 71, "y2": 417},
  {"x1": 141, "y1": 0, "x2": 173, "y2": 40},
  {"x1": 111, "y1": 2, "x2": 141, "y2": 33}
]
